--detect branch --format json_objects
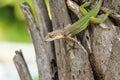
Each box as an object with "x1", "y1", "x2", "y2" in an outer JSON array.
[
  {"x1": 20, "y1": 2, "x2": 53, "y2": 80},
  {"x1": 13, "y1": 50, "x2": 32, "y2": 80}
]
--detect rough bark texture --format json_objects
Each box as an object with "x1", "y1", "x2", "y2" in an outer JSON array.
[
  {"x1": 104, "y1": 38, "x2": 120, "y2": 80},
  {"x1": 13, "y1": 0, "x2": 120, "y2": 80},
  {"x1": 13, "y1": 50, "x2": 32, "y2": 80},
  {"x1": 20, "y1": 2, "x2": 54, "y2": 80},
  {"x1": 91, "y1": 19, "x2": 117, "y2": 80},
  {"x1": 49, "y1": 0, "x2": 71, "y2": 80},
  {"x1": 49, "y1": 0, "x2": 93, "y2": 80}
]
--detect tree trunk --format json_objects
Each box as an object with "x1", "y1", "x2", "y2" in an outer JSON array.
[{"x1": 14, "y1": 0, "x2": 120, "y2": 80}]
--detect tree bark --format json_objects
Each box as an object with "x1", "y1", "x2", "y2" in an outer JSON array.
[{"x1": 13, "y1": 50, "x2": 32, "y2": 80}]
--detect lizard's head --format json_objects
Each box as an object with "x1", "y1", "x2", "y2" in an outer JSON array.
[{"x1": 44, "y1": 30, "x2": 64, "y2": 42}]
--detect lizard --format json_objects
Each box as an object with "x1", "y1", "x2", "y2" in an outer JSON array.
[{"x1": 44, "y1": 0, "x2": 112, "y2": 45}]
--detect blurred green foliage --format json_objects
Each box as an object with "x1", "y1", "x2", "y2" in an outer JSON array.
[{"x1": 0, "y1": 0, "x2": 36, "y2": 42}]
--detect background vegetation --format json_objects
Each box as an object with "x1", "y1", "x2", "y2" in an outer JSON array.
[{"x1": 0, "y1": 0, "x2": 36, "y2": 42}]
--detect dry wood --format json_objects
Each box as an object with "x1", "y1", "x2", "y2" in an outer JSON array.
[
  {"x1": 91, "y1": 19, "x2": 117, "y2": 80},
  {"x1": 49, "y1": 0, "x2": 71, "y2": 79},
  {"x1": 104, "y1": 38, "x2": 120, "y2": 80},
  {"x1": 20, "y1": 2, "x2": 54, "y2": 80},
  {"x1": 33, "y1": 0, "x2": 52, "y2": 36},
  {"x1": 67, "y1": 0, "x2": 120, "y2": 80},
  {"x1": 49, "y1": 0, "x2": 94, "y2": 80},
  {"x1": 13, "y1": 50, "x2": 32, "y2": 80}
]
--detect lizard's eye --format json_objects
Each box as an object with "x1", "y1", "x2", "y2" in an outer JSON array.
[{"x1": 49, "y1": 33, "x2": 55, "y2": 38}]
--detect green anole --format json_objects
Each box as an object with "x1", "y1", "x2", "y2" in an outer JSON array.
[{"x1": 44, "y1": 0, "x2": 111, "y2": 44}]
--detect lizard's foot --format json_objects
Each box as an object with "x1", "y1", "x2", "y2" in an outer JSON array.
[
  {"x1": 66, "y1": 42, "x2": 77, "y2": 52},
  {"x1": 66, "y1": 40, "x2": 80, "y2": 53}
]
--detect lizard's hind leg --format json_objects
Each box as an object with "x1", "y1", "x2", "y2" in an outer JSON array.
[{"x1": 90, "y1": 11, "x2": 112, "y2": 24}]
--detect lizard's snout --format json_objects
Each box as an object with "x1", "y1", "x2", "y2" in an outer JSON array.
[{"x1": 44, "y1": 33, "x2": 64, "y2": 42}]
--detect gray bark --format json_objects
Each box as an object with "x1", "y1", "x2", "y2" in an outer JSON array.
[
  {"x1": 13, "y1": 50, "x2": 32, "y2": 80},
  {"x1": 20, "y1": 2, "x2": 54, "y2": 80},
  {"x1": 49, "y1": 0, "x2": 93, "y2": 80}
]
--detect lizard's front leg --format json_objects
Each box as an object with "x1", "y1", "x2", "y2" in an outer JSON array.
[
  {"x1": 80, "y1": 0, "x2": 92, "y2": 15},
  {"x1": 66, "y1": 36, "x2": 81, "y2": 47}
]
